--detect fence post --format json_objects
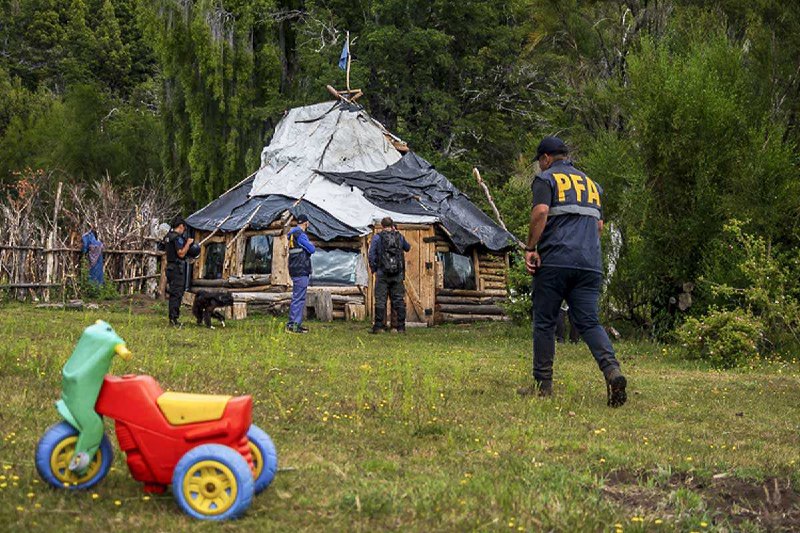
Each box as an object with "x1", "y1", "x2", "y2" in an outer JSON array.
[
  {"x1": 44, "y1": 182, "x2": 63, "y2": 303},
  {"x1": 147, "y1": 219, "x2": 159, "y2": 298}
]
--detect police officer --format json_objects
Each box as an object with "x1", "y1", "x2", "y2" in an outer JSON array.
[
  {"x1": 286, "y1": 214, "x2": 315, "y2": 333},
  {"x1": 165, "y1": 217, "x2": 193, "y2": 327},
  {"x1": 518, "y1": 136, "x2": 627, "y2": 407}
]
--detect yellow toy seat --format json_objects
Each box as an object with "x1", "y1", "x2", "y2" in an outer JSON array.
[{"x1": 156, "y1": 392, "x2": 232, "y2": 426}]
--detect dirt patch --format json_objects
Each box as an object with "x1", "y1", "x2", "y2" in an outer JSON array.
[{"x1": 603, "y1": 470, "x2": 800, "y2": 531}]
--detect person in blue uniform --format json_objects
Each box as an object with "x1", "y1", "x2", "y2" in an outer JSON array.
[
  {"x1": 286, "y1": 214, "x2": 315, "y2": 333},
  {"x1": 518, "y1": 136, "x2": 627, "y2": 407},
  {"x1": 165, "y1": 217, "x2": 193, "y2": 327}
]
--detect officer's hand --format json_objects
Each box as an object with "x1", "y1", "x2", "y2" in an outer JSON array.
[
  {"x1": 187, "y1": 238, "x2": 194, "y2": 245},
  {"x1": 525, "y1": 250, "x2": 541, "y2": 274}
]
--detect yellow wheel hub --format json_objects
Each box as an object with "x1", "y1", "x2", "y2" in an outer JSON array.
[
  {"x1": 248, "y1": 441, "x2": 263, "y2": 479},
  {"x1": 182, "y1": 460, "x2": 238, "y2": 515},
  {"x1": 49, "y1": 436, "x2": 102, "y2": 486}
]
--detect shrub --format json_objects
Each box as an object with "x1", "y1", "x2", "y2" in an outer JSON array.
[
  {"x1": 700, "y1": 220, "x2": 800, "y2": 354},
  {"x1": 77, "y1": 257, "x2": 119, "y2": 301},
  {"x1": 675, "y1": 308, "x2": 763, "y2": 369}
]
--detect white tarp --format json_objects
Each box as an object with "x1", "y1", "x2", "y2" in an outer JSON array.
[{"x1": 249, "y1": 101, "x2": 437, "y2": 231}]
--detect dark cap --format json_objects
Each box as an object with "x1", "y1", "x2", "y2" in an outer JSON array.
[
  {"x1": 296, "y1": 214, "x2": 309, "y2": 224},
  {"x1": 171, "y1": 216, "x2": 186, "y2": 229},
  {"x1": 380, "y1": 216, "x2": 394, "y2": 228},
  {"x1": 535, "y1": 136, "x2": 568, "y2": 160}
]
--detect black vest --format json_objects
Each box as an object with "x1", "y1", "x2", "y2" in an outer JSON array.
[
  {"x1": 165, "y1": 231, "x2": 184, "y2": 264},
  {"x1": 534, "y1": 160, "x2": 604, "y2": 273},
  {"x1": 288, "y1": 228, "x2": 312, "y2": 277}
]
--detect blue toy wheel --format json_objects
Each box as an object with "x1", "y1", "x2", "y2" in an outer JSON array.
[
  {"x1": 172, "y1": 444, "x2": 254, "y2": 521},
  {"x1": 35, "y1": 421, "x2": 113, "y2": 490},
  {"x1": 247, "y1": 424, "x2": 278, "y2": 494}
]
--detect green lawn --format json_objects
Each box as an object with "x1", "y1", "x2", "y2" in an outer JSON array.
[{"x1": 0, "y1": 301, "x2": 798, "y2": 532}]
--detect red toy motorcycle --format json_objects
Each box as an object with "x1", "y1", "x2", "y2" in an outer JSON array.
[{"x1": 36, "y1": 321, "x2": 277, "y2": 520}]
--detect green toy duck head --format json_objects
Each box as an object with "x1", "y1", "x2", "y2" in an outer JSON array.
[
  {"x1": 57, "y1": 320, "x2": 131, "y2": 471},
  {"x1": 62, "y1": 320, "x2": 131, "y2": 380}
]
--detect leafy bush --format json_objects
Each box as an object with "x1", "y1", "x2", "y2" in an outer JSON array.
[
  {"x1": 675, "y1": 308, "x2": 763, "y2": 369},
  {"x1": 77, "y1": 257, "x2": 118, "y2": 301},
  {"x1": 700, "y1": 220, "x2": 800, "y2": 354},
  {"x1": 676, "y1": 220, "x2": 800, "y2": 367}
]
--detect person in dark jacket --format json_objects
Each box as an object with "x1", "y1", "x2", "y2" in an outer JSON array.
[
  {"x1": 286, "y1": 214, "x2": 316, "y2": 333},
  {"x1": 518, "y1": 136, "x2": 627, "y2": 407},
  {"x1": 165, "y1": 217, "x2": 193, "y2": 327},
  {"x1": 368, "y1": 217, "x2": 411, "y2": 334}
]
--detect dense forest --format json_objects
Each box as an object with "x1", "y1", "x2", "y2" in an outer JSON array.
[{"x1": 1, "y1": 0, "x2": 799, "y2": 354}]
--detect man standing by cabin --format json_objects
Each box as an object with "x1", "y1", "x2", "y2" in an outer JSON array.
[
  {"x1": 518, "y1": 136, "x2": 627, "y2": 407},
  {"x1": 165, "y1": 217, "x2": 193, "y2": 327},
  {"x1": 369, "y1": 217, "x2": 411, "y2": 334},
  {"x1": 286, "y1": 214, "x2": 316, "y2": 334}
]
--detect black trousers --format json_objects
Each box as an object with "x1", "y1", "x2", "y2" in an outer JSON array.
[
  {"x1": 533, "y1": 267, "x2": 620, "y2": 383},
  {"x1": 374, "y1": 272, "x2": 406, "y2": 329},
  {"x1": 166, "y1": 262, "x2": 185, "y2": 322}
]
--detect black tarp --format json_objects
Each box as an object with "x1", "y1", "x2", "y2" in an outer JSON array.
[
  {"x1": 186, "y1": 177, "x2": 360, "y2": 241},
  {"x1": 318, "y1": 153, "x2": 515, "y2": 252},
  {"x1": 187, "y1": 153, "x2": 515, "y2": 252}
]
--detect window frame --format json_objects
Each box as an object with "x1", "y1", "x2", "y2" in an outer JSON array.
[
  {"x1": 242, "y1": 234, "x2": 274, "y2": 276},
  {"x1": 309, "y1": 246, "x2": 361, "y2": 286},
  {"x1": 437, "y1": 250, "x2": 477, "y2": 291},
  {"x1": 202, "y1": 241, "x2": 227, "y2": 280}
]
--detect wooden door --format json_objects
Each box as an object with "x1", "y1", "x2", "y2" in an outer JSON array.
[{"x1": 370, "y1": 225, "x2": 435, "y2": 326}]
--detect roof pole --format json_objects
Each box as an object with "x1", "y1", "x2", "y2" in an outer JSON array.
[{"x1": 345, "y1": 31, "x2": 351, "y2": 92}]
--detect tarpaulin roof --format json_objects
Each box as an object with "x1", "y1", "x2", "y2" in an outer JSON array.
[
  {"x1": 187, "y1": 100, "x2": 515, "y2": 251},
  {"x1": 319, "y1": 153, "x2": 515, "y2": 252},
  {"x1": 186, "y1": 176, "x2": 360, "y2": 241}
]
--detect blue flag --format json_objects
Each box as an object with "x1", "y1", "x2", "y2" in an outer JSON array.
[{"x1": 338, "y1": 38, "x2": 349, "y2": 70}]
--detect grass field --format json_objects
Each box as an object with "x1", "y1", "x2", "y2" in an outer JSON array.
[{"x1": 0, "y1": 300, "x2": 798, "y2": 532}]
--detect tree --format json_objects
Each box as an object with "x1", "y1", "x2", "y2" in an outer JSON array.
[{"x1": 92, "y1": 0, "x2": 132, "y2": 92}]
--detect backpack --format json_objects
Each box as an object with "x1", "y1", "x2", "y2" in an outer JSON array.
[{"x1": 379, "y1": 230, "x2": 404, "y2": 274}]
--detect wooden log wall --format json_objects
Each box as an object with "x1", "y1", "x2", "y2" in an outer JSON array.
[
  {"x1": 192, "y1": 222, "x2": 512, "y2": 325},
  {"x1": 434, "y1": 246, "x2": 510, "y2": 323},
  {"x1": 228, "y1": 286, "x2": 366, "y2": 320},
  {"x1": 475, "y1": 250, "x2": 509, "y2": 292},
  {"x1": 191, "y1": 228, "x2": 369, "y2": 321}
]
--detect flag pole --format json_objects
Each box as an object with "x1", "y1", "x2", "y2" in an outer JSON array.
[{"x1": 345, "y1": 31, "x2": 351, "y2": 92}]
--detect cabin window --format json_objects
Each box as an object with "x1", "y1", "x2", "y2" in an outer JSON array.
[
  {"x1": 203, "y1": 242, "x2": 226, "y2": 280},
  {"x1": 243, "y1": 235, "x2": 273, "y2": 275},
  {"x1": 310, "y1": 248, "x2": 359, "y2": 286},
  {"x1": 437, "y1": 251, "x2": 476, "y2": 291}
]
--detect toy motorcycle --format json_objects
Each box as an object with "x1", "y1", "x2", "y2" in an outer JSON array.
[{"x1": 35, "y1": 320, "x2": 277, "y2": 520}]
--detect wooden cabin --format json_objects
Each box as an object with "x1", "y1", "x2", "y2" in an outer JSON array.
[
  {"x1": 186, "y1": 100, "x2": 514, "y2": 324},
  {"x1": 189, "y1": 220, "x2": 510, "y2": 325}
]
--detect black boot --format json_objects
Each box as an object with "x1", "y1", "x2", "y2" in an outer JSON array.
[{"x1": 605, "y1": 367, "x2": 627, "y2": 407}]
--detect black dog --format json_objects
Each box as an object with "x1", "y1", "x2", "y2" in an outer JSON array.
[{"x1": 192, "y1": 290, "x2": 234, "y2": 329}]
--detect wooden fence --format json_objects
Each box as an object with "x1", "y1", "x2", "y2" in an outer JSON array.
[{"x1": 0, "y1": 243, "x2": 165, "y2": 301}]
